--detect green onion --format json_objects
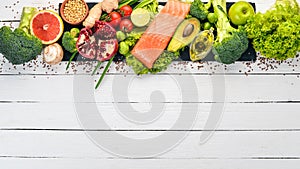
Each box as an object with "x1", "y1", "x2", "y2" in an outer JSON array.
[
  {"x1": 134, "y1": 0, "x2": 153, "y2": 10},
  {"x1": 66, "y1": 51, "x2": 77, "y2": 70},
  {"x1": 119, "y1": 0, "x2": 139, "y2": 8},
  {"x1": 95, "y1": 56, "x2": 114, "y2": 89},
  {"x1": 91, "y1": 61, "x2": 102, "y2": 76}
]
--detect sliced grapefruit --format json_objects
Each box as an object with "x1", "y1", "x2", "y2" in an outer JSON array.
[{"x1": 30, "y1": 10, "x2": 64, "y2": 45}]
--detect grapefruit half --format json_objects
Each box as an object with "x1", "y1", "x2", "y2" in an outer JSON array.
[{"x1": 30, "y1": 10, "x2": 64, "y2": 45}]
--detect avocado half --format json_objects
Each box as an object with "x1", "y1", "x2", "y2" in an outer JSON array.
[{"x1": 167, "y1": 17, "x2": 201, "y2": 52}]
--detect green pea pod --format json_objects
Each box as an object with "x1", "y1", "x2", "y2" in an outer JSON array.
[{"x1": 19, "y1": 7, "x2": 38, "y2": 34}]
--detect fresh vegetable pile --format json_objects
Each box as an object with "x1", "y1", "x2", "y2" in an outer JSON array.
[{"x1": 0, "y1": 0, "x2": 299, "y2": 89}]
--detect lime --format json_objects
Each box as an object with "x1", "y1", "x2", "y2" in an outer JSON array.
[{"x1": 130, "y1": 8, "x2": 150, "y2": 27}]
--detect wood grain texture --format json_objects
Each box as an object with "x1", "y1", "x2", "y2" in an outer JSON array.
[
  {"x1": 1, "y1": 103, "x2": 300, "y2": 130},
  {"x1": 0, "y1": 0, "x2": 300, "y2": 167},
  {"x1": 1, "y1": 55, "x2": 300, "y2": 75},
  {"x1": 0, "y1": 75, "x2": 299, "y2": 102},
  {"x1": 1, "y1": 130, "x2": 300, "y2": 158},
  {"x1": 1, "y1": 158, "x2": 300, "y2": 169}
]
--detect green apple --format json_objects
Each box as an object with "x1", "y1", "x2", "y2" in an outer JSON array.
[{"x1": 228, "y1": 1, "x2": 255, "y2": 25}]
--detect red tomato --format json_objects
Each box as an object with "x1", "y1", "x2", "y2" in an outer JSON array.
[
  {"x1": 119, "y1": 19, "x2": 133, "y2": 33},
  {"x1": 120, "y1": 5, "x2": 133, "y2": 17},
  {"x1": 109, "y1": 12, "x2": 122, "y2": 28}
]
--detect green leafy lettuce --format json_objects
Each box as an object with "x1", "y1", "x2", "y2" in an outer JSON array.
[
  {"x1": 126, "y1": 51, "x2": 179, "y2": 75},
  {"x1": 245, "y1": 0, "x2": 300, "y2": 60}
]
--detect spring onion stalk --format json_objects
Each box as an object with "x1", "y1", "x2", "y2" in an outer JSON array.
[
  {"x1": 66, "y1": 52, "x2": 77, "y2": 70},
  {"x1": 119, "y1": 0, "x2": 139, "y2": 8},
  {"x1": 91, "y1": 61, "x2": 102, "y2": 76},
  {"x1": 95, "y1": 56, "x2": 114, "y2": 89}
]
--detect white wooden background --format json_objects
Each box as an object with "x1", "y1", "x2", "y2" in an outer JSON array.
[{"x1": 1, "y1": 0, "x2": 300, "y2": 168}]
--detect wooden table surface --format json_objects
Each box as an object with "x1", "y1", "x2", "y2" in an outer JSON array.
[{"x1": 1, "y1": 0, "x2": 300, "y2": 168}]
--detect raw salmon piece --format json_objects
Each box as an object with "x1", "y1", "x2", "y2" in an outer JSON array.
[{"x1": 131, "y1": 0, "x2": 191, "y2": 69}]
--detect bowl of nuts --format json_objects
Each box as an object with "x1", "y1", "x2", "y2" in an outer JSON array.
[{"x1": 60, "y1": 0, "x2": 89, "y2": 25}]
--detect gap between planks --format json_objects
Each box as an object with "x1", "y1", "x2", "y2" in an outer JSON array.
[
  {"x1": 0, "y1": 100, "x2": 300, "y2": 103},
  {"x1": 0, "y1": 72, "x2": 294, "y2": 77},
  {"x1": 1, "y1": 156, "x2": 300, "y2": 160},
  {"x1": 1, "y1": 128, "x2": 300, "y2": 132}
]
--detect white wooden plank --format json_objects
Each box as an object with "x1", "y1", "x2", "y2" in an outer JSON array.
[
  {"x1": 1, "y1": 103, "x2": 300, "y2": 130},
  {"x1": 1, "y1": 55, "x2": 300, "y2": 75},
  {"x1": 1, "y1": 158, "x2": 300, "y2": 169},
  {"x1": 0, "y1": 75, "x2": 299, "y2": 102},
  {"x1": 0, "y1": 0, "x2": 59, "y2": 21},
  {"x1": 0, "y1": 22, "x2": 18, "y2": 29},
  {"x1": 0, "y1": 130, "x2": 300, "y2": 158}
]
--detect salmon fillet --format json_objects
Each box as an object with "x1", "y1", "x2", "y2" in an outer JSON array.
[{"x1": 131, "y1": 0, "x2": 191, "y2": 69}]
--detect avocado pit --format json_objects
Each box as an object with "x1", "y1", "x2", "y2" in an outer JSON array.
[{"x1": 183, "y1": 23, "x2": 194, "y2": 37}]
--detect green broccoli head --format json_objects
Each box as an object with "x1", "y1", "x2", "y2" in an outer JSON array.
[
  {"x1": 0, "y1": 26, "x2": 13, "y2": 56},
  {"x1": 62, "y1": 28, "x2": 80, "y2": 53},
  {"x1": 213, "y1": 27, "x2": 249, "y2": 64},
  {"x1": 0, "y1": 26, "x2": 43, "y2": 65},
  {"x1": 212, "y1": 0, "x2": 249, "y2": 64},
  {"x1": 190, "y1": 0, "x2": 212, "y2": 20}
]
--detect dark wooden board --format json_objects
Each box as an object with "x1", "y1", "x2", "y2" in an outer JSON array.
[{"x1": 58, "y1": 2, "x2": 256, "y2": 62}]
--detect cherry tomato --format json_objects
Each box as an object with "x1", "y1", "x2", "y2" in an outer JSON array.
[
  {"x1": 109, "y1": 12, "x2": 122, "y2": 28},
  {"x1": 120, "y1": 5, "x2": 133, "y2": 17},
  {"x1": 119, "y1": 19, "x2": 133, "y2": 33}
]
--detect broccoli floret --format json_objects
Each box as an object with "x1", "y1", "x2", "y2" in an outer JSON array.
[
  {"x1": 62, "y1": 28, "x2": 80, "y2": 53},
  {"x1": 212, "y1": 0, "x2": 249, "y2": 64},
  {"x1": 0, "y1": 26, "x2": 43, "y2": 65},
  {"x1": 190, "y1": 0, "x2": 212, "y2": 20}
]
